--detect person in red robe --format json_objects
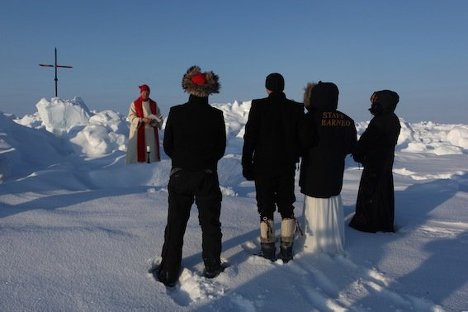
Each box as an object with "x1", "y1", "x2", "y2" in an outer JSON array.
[{"x1": 126, "y1": 84, "x2": 163, "y2": 164}]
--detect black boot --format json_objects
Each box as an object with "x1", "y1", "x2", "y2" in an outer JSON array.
[
  {"x1": 259, "y1": 242, "x2": 276, "y2": 261},
  {"x1": 157, "y1": 267, "x2": 180, "y2": 287},
  {"x1": 203, "y1": 258, "x2": 225, "y2": 279},
  {"x1": 278, "y1": 241, "x2": 293, "y2": 263}
]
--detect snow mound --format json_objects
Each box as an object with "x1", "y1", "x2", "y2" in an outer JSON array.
[
  {"x1": 35, "y1": 97, "x2": 91, "y2": 135},
  {"x1": 70, "y1": 110, "x2": 127, "y2": 157}
]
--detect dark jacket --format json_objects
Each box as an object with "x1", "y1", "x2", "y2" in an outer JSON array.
[
  {"x1": 242, "y1": 92, "x2": 304, "y2": 177},
  {"x1": 164, "y1": 95, "x2": 226, "y2": 172},
  {"x1": 352, "y1": 112, "x2": 400, "y2": 171},
  {"x1": 299, "y1": 106, "x2": 357, "y2": 198}
]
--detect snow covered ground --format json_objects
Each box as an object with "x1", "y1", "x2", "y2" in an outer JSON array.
[{"x1": 1, "y1": 98, "x2": 467, "y2": 311}]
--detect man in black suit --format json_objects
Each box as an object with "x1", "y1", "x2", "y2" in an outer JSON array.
[
  {"x1": 242, "y1": 73, "x2": 304, "y2": 262},
  {"x1": 157, "y1": 66, "x2": 226, "y2": 287}
]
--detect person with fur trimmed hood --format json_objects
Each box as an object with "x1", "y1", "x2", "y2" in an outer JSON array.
[
  {"x1": 298, "y1": 82, "x2": 357, "y2": 255},
  {"x1": 156, "y1": 66, "x2": 226, "y2": 287},
  {"x1": 242, "y1": 73, "x2": 304, "y2": 262},
  {"x1": 126, "y1": 84, "x2": 163, "y2": 164},
  {"x1": 349, "y1": 90, "x2": 401, "y2": 233}
]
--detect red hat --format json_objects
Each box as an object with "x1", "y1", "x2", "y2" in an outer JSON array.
[
  {"x1": 139, "y1": 84, "x2": 150, "y2": 92},
  {"x1": 191, "y1": 73, "x2": 206, "y2": 85}
]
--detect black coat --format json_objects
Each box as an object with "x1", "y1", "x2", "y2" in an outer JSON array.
[
  {"x1": 298, "y1": 109, "x2": 357, "y2": 198},
  {"x1": 349, "y1": 111, "x2": 401, "y2": 232},
  {"x1": 242, "y1": 92, "x2": 304, "y2": 177},
  {"x1": 163, "y1": 95, "x2": 226, "y2": 172}
]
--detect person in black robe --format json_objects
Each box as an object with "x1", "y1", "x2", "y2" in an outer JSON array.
[{"x1": 349, "y1": 90, "x2": 401, "y2": 233}]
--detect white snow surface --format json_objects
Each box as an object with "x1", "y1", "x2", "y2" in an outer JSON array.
[{"x1": 1, "y1": 98, "x2": 467, "y2": 312}]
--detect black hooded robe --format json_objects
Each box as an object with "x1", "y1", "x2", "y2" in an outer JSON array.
[{"x1": 349, "y1": 109, "x2": 400, "y2": 233}]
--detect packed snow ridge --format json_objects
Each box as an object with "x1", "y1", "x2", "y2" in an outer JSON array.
[{"x1": 10, "y1": 97, "x2": 468, "y2": 159}]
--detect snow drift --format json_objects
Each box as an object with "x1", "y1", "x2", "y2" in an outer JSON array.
[{"x1": 1, "y1": 97, "x2": 467, "y2": 311}]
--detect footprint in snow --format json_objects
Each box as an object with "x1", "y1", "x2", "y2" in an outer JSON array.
[{"x1": 147, "y1": 256, "x2": 229, "y2": 307}]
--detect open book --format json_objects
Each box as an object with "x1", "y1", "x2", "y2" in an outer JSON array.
[
  {"x1": 147, "y1": 114, "x2": 163, "y2": 123},
  {"x1": 147, "y1": 114, "x2": 164, "y2": 129}
]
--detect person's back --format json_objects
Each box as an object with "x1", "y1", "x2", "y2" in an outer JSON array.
[
  {"x1": 299, "y1": 83, "x2": 357, "y2": 198},
  {"x1": 164, "y1": 94, "x2": 225, "y2": 172},
  {"x1": 298, "y1": 81, "x2": 357, "y2": 255},
  {"x1": 243, "y1": 92, "x2": 303, "y2": 174},
  {"x1": 157, "y1": 66, "x2": 226, "y2": 287},
  {"x1": 242, "y1": 72, "x2": 304, "y2": 262}
]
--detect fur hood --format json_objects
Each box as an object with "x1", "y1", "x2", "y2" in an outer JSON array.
[
  {"x1": 182, "y1": 65, "x2": 220, "y2": 97},
  {"x1": 303, "y1": 81, "x2": 339, "y2": 111}
]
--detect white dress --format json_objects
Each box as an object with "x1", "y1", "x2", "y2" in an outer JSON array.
[{"x1": 300, "y1": 194, "x2": 345, "y2": 255}]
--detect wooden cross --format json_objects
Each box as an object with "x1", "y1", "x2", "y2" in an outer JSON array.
[{"x1": 39, "y1": 48, "x2": 73, "y2": 97}]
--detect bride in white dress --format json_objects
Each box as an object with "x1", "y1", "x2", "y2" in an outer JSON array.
[{"x1": 297, "y1": 81, "x2": 357, "y2": 255}]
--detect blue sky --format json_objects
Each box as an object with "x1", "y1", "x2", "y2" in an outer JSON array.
[{"x1": 1, "y1": 0, "x2": 467, "y2": 123}]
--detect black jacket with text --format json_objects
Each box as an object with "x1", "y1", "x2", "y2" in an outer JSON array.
[{"x1": 299, "y1": 107, "x2": 357, "y2": 198}]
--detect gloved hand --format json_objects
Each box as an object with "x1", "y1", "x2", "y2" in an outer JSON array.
[{"x1": 242, "y1": 164, "x2": 255, "y2": 181}]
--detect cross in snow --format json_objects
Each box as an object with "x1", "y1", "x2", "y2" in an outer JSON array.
[{"x1": 39, "y1": 48, "x2": 73, "y2": 97}]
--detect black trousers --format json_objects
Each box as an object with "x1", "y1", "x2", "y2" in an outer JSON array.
[
  {"x1": 160, "y1": 170, "x2": 222, "y2": 273},
  {"x1": 254, "y1": 169, "x2": 296, "y2": 221}
]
